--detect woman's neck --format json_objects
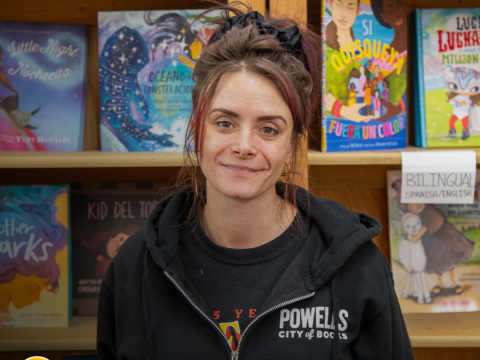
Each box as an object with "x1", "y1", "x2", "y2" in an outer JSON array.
[
  {"x1": 336, "y1": 28, "x2": 354, "y2": 49},
  {"x1": 202, "y1": 184, "x2": 295, "y2": 249}
]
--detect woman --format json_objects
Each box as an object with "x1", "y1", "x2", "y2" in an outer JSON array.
[
  {"x1": 325, "y1": 0, "x2": 360, "y2": 51},
  {"x1": 97, "y1": 3, "x2": 413, "y2": 359}
]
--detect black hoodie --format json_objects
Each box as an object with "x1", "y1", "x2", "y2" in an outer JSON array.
[{"x1": 97, "y1": 187, "x2": 414, "y2": 360}]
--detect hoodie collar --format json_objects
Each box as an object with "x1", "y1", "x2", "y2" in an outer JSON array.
[{"x1": 144, "y1": 186, "x2": 382, "y2": 291}]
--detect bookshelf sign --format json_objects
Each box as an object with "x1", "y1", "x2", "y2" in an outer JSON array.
[{"x1": 401, "y1": 151, "x2": 477, "y2": 204}]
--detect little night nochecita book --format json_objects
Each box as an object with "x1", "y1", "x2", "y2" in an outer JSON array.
[
  {"x1": 98, "y1": 10, "x2": 217, "y2": 152},
  {"x1": 321, "y1": 0, "x2": 407, "y2": 152},
  {"x1": 0, "y1": 185, "x2": 70, "y2": 327},
  {"x1": 414, "y1": 8, "x2": 480, "y2": 147},
  {"x1": 387, "y1": 170, "x2": 480, "y2": 313},
  {"x1": 0, "y1": 21, "x2": 88, "y2": 151}
]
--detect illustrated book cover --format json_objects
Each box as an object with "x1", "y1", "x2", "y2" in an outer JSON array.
[
  {"x1": 71, "y1": 182, "x2": 173, "y2": 316},
  {"x1": 414, "y1": 8, "x2": 480, "y2": 147},
  {"x1": 98, "y1": 10, "x2": 217, "y2": 152},
  {"x1": 321, "y1": 0, "x2": 408, "y2": 152},
  {"x1": 0, "y1": 185, "x2": 70, "y2": 327},
  {"x1": 387, "y1": 170, "x2": 480, "y2": 313},
  {"x1": 0, "y1": 21, "x2": 88, "y2": 151}
]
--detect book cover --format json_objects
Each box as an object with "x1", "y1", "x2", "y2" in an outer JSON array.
[
  {"x1": 387, "y1": 170, "x2": 480, "y2": 313},
  {"x1": 0, "y1": 21, "x2": 88, "y2": 151},
  {"x1": 98, "y1": 10, "x2": 217, "y2": 152},
  {"x1": 415, "y1": 8, "x2": 480, "y2": 147},
  {"x1": 321, "y1": 0, "x2": 407, "y2": 152},
  {"x1": 0, "y1": 185, "x2": 70, "y2": 327},
  {"x1": 71, "y1": 182, "x2": 173, "y2": 316}
]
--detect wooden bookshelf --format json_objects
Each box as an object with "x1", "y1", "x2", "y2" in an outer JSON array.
[
  {"x1": 1, "y1": 147, "x2": 480, "y2": 169},
  {"x1": 0, "y1": 313, "x2": 479, "y2": 351}
]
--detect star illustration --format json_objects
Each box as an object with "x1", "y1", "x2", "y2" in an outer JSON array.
[
  {"x1": 119, "y1": 53, "x2": 127, "y2": 64},
  {"x1": 138, "y1": 59, "x2": 142, "y2": 63},
  {"x1": 104, "y1": 52, "x2": 109, "y2": 56},
  {"x1": 172, "y1": 60, "x2": 178, "y2": 67},
  {"x1": 158, "y1": 39, "x2": 168, "y2": 51},
  {"x1": 110, "y1": 63, "x2": 115, "y2": 68},
  {"x1": 132, "y1": 47, "x2": 137, "y2": 53},
  {"x1": 130, "y1": 36, "x2": 134, "y2": 41},
  {"x1": 139, "y1": 101, "x2": 145, "y2": 107},
  {"x1": 180, "y1": 28, "x2": 186, "y2": 34},
  {"x1": 123, "y1": 69, "x2": 127, "y2": 75},
  {"x1": 112, "y1": 45, "x2": 117, "y2": 50},
  {"x1": 135, "y1": 89, "x2": 141, "y2": 96},
  {"x1": 119, "y1": 32, "x2": 125, "y2": 40},
  {"x1": 178, "y1": 36, "x2": 188, "y2": 51}
]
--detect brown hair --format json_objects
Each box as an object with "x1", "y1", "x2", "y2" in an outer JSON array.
[{"x1": 176, "y1": 1, "x2": 322, "y2": 225}]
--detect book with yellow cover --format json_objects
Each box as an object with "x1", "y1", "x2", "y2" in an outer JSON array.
[{"x1": 0, "y1": 185, "x2": 70, "y2": 327}]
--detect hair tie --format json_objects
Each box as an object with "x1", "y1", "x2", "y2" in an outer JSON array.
[{"x1": 212, "y1": 11, "x2": 309, "y2": 71}]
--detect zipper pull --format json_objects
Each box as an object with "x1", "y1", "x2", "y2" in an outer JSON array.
[{"x1": 231, "y1": 351, "x2": 239, "y2": 360}]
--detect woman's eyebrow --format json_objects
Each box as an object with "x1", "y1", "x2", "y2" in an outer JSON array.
[
  {"x1": 257, "y1": 115, "x2": 287, "y2": 125},
  {"x1": 210, "y1": 108, "x2": 239, "y2": 117}
]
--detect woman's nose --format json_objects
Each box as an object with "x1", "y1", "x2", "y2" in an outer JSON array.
[{"x1": 232, "y1": 128, "x2": 257, "y2": 159}]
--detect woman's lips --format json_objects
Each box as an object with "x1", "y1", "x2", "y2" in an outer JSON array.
[
  {"x1": 223, "y1": 164, "x2": 259, "y2": 175},
  {"x1": 396, "y1": 17, "x2": 404, "y2": 26}
]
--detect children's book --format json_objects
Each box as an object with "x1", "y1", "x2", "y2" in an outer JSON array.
[
  {"x1": 321, "y1": 0, "x2": 408, "y2": 152},
  {"x1": 0, "y1": 22, "x2": 88, "y2": 151},
  {"x1": 414, "y1": 8, "x2": 480, "y2": 147},
  {"x1": 0, "y1": 185, "x2": 70, "y2": 327},
  {"x1": 387, "y1": 170, "x2": 480, "y2": 313},
  {"x1": 98, "y1": 10, "x2": 217, "y2": 152},
  {"x1": 71, "y1": 182, "x2": 173, "y2": 316}
]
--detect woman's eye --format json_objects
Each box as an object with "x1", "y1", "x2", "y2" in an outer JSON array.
[
  {"x1": 216, "y1": 121, "x2": 232, "y2": 129},
  {"x1": 261, "y1": 126, "x2": 278, "y2": 135}
]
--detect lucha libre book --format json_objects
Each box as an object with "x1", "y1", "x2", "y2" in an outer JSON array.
[
  {"x1": 414, "y1": 9, "x2": 480, "y2": 147},
  {"x1": 387, "y1": 170, "x2": 480, "y2": 313},
  {"x1": 321, "y1": 0, "x2": 408, "y2": 152},
  {"x1": 71, "y1": 182, "x2": 173, "y2": 316},
  {"x1": 0, "y1": 21, "x2": 88, "y2": 151},
  {"x1": 97, "y1": 10, "x2": 217, "y2": 152},
  {"x1": 0, "y1": 185, "x2": 70, "y2": 327}
]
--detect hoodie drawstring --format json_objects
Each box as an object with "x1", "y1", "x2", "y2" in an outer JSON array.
[{"x1": 332, "y1": 270, "x2": 341, "y2": 360}]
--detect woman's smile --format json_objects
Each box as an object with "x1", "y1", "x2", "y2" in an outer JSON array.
[{"x1": 222, "y1": 164, "x2": 261, "y2": 175}]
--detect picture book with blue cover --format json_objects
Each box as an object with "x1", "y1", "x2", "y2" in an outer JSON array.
[
  {"x1": 414, "y1": 8, "x2": 480, "y2": 148},
  {"x1": 321, "y1": 0, "x2": 408, "y2": 152},
  {"x1": 98, "y1": 10, "x2": 217, "y2": 152},
  {"x1": 0, "y1": 21, "x2": 88, "y2": 151},
  {"x1": 0, "y1": 185, "x2": 70, "y2": 327}
]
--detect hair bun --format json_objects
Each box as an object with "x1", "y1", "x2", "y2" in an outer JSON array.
[{"x1": 212, "y1": 11, "x2": 308, "y2": 71}]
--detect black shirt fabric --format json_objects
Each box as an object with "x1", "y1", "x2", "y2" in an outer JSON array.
[{"x1": 178, "y1": 212, "x2": 306, "y2": 351}]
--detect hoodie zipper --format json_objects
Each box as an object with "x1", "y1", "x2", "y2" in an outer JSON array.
[{"x1": 165, "y1": 270, "x2": 315, "y2": 360}]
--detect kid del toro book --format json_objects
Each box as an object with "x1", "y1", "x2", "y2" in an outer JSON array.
[
  {"x1": 321, "y1": 0, "x2": 407, "y2": 152},
  {"x1": 414, "y1": 8, "x2": 480, "y2": 147}
]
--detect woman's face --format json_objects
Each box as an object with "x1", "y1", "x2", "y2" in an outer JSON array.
[
  {"x1": 106, "y1": 232, "x2": 129, "y2": 258},
  {"x1": 200, "y1": 71, "x2": 294, "y2": 201},
  {"x1": 330, "y1": 0, "x2": 360, "y2": 31},
  {"x1": 359, "y1": 66, "x2": 365, "y2": 75},
  {"x1": 8, "y1": 274, "x2": 47, "y2": 309},
  {"x1": 381, "y1": 0, "x2": 406, "y2": 29}
]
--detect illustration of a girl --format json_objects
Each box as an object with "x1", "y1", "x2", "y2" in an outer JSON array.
[
  {"x1": 348, "y1": 83, "x2": 358, "y2": 106},
  {"x1": 325, "y1": 0, "x2": 360, "y2": 51},
  {"x1": 364, "y1": 80, "x2": 372, "y2": 116},
  {"x1": 392, "y1": 180, "x2": 475, "y2": 297},
  {"x1": 371, "y1": 0, "x2": 407, "y2": 54},
  {"x1": 79, "y1": 224, "x2": 140, "y2": 277},
  {"x1": 373, "y1": 89, "x2": 381, "y2": 118},
  {"x1": 382, "y1": 80, "x2": 390, "y2": 103},
  {"x1": 0, "y1": 189, "x2": 68, "y2": 327}
]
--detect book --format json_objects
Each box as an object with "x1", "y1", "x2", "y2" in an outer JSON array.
[
  {"x1": 321, "y1": 0, "x2": 407, "y2": 152},
  {"x1": 0, "y1": 21, "x2": 88, "y2": 151},
  {"x1": 0, "y1": 185, "x2": 70, "y2": 327},
  {"x1": 71, "y1": 182, "x2": 173, "y2": 316},
  {"x1": 414, "y1": 8, "x2": 480, "y2": 147},
  {"x1": 98, "y1": 10, "x2": 217, "y2": 152},
  {"x1": 387, "y1": 170, "x2": 480, "y2": 313}
]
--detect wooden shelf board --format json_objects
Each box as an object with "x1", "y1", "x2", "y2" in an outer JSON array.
[
  {"x1": 0, "y1": 151, "x2": 185, "y2": 168},
  {"x1": 1, "y1": 313, "x2": 480, "y2": 351},
  {"x1": 0, "y1": 317, "x2": 97, "y2": 352},
  {"x1": 308, "y1": 147, "x2": 480, "y2": 165},
  {"x1": 1, "y1": 147, "x2": 480, "y2": 168}
]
